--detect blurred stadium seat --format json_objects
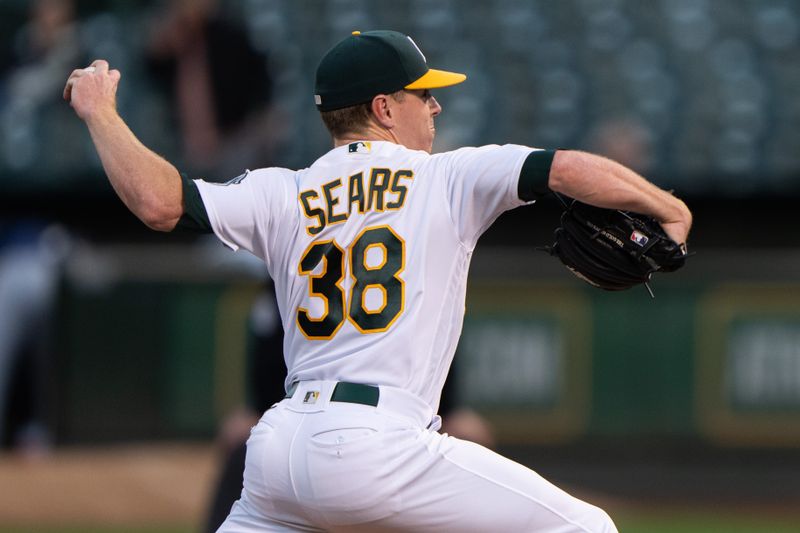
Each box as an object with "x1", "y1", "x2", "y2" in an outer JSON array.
[{"x1": 0, "y1": 0, "x2": 799, "y2": 195}]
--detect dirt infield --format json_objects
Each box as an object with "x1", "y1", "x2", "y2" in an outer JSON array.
[{"x1": 0, "y1": 443, "x2": 217, "y2": 528}]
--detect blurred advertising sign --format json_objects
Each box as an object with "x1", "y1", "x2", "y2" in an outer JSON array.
[
  {"x1": 459, "y1": 319, "x2": 562, "y2": 408},
  {"x1": 726, "y1": 321, "x2": 800, "y2": 411},
  {"x1": 458, "y1": 282, "x2": 592, "y2": 444},
  {"x1": 697, "y1": 285, "x2": 800, "y2": 446}
]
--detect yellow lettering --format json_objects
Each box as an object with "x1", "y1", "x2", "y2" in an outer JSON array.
[
  {"x1": 367, "y1": 168, "x2": 391, "y2": 211},
  {"x1": 322, "y1": 178, "x2": 348, "y2": 225},
  {"x1": 301, "y1": 168, "x2": 413, "y2": 230},
  {"x1": 387, "y1": 169, "x2": 413, "y2": 209},
  {"x1": 299, "y1": 190, "x2": 325, "y2": 235},
  {"x1": 348, "y1": 172, "x2": 366, "y2": 214}
]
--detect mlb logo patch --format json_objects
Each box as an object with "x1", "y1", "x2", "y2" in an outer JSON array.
[
  {"x1": 303, "y1": 391, "x2": 320, "y2": 404},
  {"x1": 630, "y1": 230, "x2": 649, "y2": 247},
  {"x1": 348, "y1": 141, "x2": 371, "y2": 154}
]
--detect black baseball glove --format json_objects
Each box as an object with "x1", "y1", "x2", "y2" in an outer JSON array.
[{"x1": 543, "y1": 197, "x2": 689, "y2": 296}]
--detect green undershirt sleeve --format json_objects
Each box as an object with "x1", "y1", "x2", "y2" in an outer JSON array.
[
  {"x1": 174, "y1": 173, "x2": 212, "y2": 233},
  {"x1": 518, "y1": 149, "x2": 556, "y2": 201}
]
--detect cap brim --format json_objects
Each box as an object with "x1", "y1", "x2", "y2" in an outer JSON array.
[{"x1": 404, "y1": 68, "x2": 466, "y2": 90}]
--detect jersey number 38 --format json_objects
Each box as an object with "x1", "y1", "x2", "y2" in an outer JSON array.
[{"x1": 296, "y1": 225, "x2": 404, "y2": 339}]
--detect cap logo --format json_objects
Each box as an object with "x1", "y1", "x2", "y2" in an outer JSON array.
[
  {"x1": 314, "y1": 95, "x2": 322, "y2": 105},
  {"x1": 406, "y1": 36, "x2": 426, "y2": 63}
]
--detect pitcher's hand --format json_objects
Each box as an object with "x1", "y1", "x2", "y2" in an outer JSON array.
[{"x1": 63, "y1": 59, "x2": 121, "y2": 122}]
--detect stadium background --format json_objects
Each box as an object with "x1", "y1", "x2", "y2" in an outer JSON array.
[{"x1": 1, "y1": 0, "x2": 799, "y2": 531}]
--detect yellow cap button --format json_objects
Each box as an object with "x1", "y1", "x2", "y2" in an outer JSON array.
[{"x1": 352, "y1": 31, "x2": 361, "y2": 35}]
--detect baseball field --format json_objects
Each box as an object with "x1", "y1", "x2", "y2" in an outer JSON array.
[{"x1": 0, "y1": 444, "x2": 797, "y2": 533}]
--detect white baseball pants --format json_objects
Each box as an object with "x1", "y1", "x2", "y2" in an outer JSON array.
[{"x1": 217, "y1": 380, "x2": 617, "y2": 532}]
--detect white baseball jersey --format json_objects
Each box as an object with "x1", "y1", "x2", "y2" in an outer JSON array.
[
  {"x1": 195, "y1": 141, "x2": 535, "y2": 412},
  {"x1": 203, "y1": 141, "x2": 618, "y2": 532}
]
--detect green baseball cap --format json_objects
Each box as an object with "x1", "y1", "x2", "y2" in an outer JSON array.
[{"x1": 314, "y1": 30, "x2": 467, "y2": 112}]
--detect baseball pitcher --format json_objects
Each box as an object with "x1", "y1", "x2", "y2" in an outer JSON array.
[{"x1": 65, "y1": 30, "x2": 691, "y2": 532}]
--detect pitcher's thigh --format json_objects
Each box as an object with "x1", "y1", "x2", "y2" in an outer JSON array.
[
  {"x1": 217, "y1": 500, "x2": 325, "y2": 533},
  {"x1": 382, "y1": 437, "x2": 616, "y2": 533}
]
